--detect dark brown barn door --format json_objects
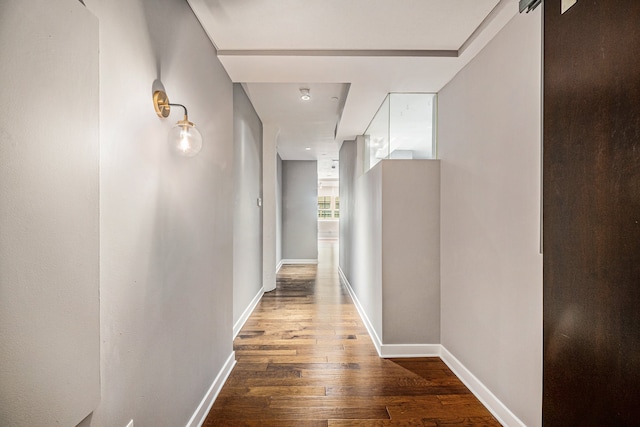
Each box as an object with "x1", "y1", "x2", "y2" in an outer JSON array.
[{"x1": 543, "y1": 0, "x2": 640, "y2": 425}]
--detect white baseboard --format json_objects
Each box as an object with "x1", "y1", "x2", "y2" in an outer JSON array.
[
  {"x1": 337, "y1": 266, "x2": 383, "y2": 356},
  {"x1": 337, "y1": 267, "x2": 523, "y2": 427},
  {"x1": 440, "y1": 346, "x2": 526, "y2": 427},
  {"x1": 276, "y1": 260, "x2": 283, "y2": 273},
  {"x1": 281, "y1": 259, "x2": 318, "y2": 265},
  {"x1": 233, "y1": 287, "x2": 264, "y2": 339},
  {"x1": 379, "y1": 343, "x2": 441, "y2": 358},
  {"x1": 185, "y1": 351, "x2": 236, "y2": 427}
]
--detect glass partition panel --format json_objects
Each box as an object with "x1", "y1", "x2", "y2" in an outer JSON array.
[
  {"x1": 364, "y1": 95, "x2": 390, "y2": 171},
  {"x1": 363, "y1": 93, "x2": 436, "y2": 172},
  {"x1": 389, "y1": 93, "x2": 436, "y2": 160}
]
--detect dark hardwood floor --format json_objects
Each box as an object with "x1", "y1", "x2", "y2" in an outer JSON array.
[{"x1": 203, "y1": 240, "x2": 500, "y2": 426}]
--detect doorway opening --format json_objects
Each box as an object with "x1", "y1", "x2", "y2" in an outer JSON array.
[{"x1": 317, "y1": 177, "x2": 339, "y2": 242}]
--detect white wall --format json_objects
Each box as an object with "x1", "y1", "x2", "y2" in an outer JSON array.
[
  {"x1": 83, "y1": 0, "x2": 235, "y2": 425},
  {"x1": 438, "y1": 8, "x2": 542, "y2": 427},
  {"x1": 282, "y1": 160, "x2": 318, "y2": 261},
  {"x1": 0, "y1": 1, "x2": 99, "y2": 425},
  {"x1": 233, "y1": 84, "x2": 263, "y2": 325}
]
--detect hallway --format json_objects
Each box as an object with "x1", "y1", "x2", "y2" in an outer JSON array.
[{"x1": 203, "y1": 241, "x2": 499, "y2": 426}]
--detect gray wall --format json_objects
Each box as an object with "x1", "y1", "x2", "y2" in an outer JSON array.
[
  {"x1": 276, "y1": 154, "x2": 283, "y2": 266},
  {"x1": 233, "y1": 84, "x2": 263, "y2": 325},
  {"x1": 352, "y1": 161, "x2": 384, "y2": 339},
  {"x1": 261, "y1": 124, "x2": 279, "y2": 291},
  {"x1": 338, "y1": 140, "x2": 356, "y2": 279},
  {"x1": 87, "y1": 0, "x2": 235, "y2": 425},
  {"x1": 0, "y1": 1, "x2": 99, "y2": 425},
  {"x1": 338, "y1": 142, "x2": 353, "y2": 278},
  {"x1": 438, "y1": 9, "x2": 542, "y2": 427},
  {"x1": 340, "y1": 137, "x2": 382, "y2": 339},
  {"x1": 382, "y1": 160, "x2": 440, "y2": 344},
  {"x1": 282, "y1": 160, "x2": 318, "y2": 261}
]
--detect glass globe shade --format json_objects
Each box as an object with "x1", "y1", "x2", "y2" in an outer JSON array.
[{"x1": 169, "y1": 119, "x2": 203, "y2": 157}]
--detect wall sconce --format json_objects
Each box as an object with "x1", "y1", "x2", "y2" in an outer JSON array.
[{"x1": 153, "y1": 90, "x2": 203, "y2": 157}]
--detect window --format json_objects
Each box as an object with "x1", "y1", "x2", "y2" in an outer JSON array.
[
  {"x1": 318, "y1": 196, "x2": 340, "y2": 219},
  {"x1": 318, "y1": 196, "x2": 331, "y2": 210}
]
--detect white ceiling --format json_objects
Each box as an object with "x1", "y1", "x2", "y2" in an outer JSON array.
[
  {"x1": 187, "y1": 0, "x2": 519, "y2": 178},
  {"x1": 190, "y1": 0, "x2": 499, "y2": 51}
]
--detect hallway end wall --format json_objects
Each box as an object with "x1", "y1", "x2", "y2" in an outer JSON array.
[
  {"x1": 438, "y1": 8, "x2": 543, "y2": 427},
  {"x1": 282, "y1": 160, "x2": 318, "y2": 261}
]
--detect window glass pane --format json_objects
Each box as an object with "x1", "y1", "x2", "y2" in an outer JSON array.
[{"x1": 318, "y1": 196, "x2": 331, "y2": 210}]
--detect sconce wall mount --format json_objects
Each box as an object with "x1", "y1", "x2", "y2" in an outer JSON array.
[{"x1": 153, "y1": 90, "x2": 172, "y2": 118}]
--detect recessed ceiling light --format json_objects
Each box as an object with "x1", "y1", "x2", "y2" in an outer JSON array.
[
  {"x1": 305, "y1": 147, "x2": 311, "y2": 151},
  {"x1": 300, "y1": 88, "x2": 311, "y2": 101}
]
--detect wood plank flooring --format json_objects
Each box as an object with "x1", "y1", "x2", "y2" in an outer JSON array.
[{"x1": 203, "y1": 241, "x2": 500, "y2": 426}]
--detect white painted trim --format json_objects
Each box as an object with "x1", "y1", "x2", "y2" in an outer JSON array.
[
  {"x1": 185, "y1": 351, "x2": 236, "y2": 427},
  {"x1": 440, "y1": 346, "x2": 526, "y2": 427},
  {"x1": 281, "y1": 259, "x2": 318, "y2": 265},
  {"x1": 337, "y1": 266, "x2": 383, "y2": 357},
  {"x1": 379, "y1": 344, "x2": 441, "y2": 358},
  {"x1": 275, "y1": 260, "x2": 283, "y2": 273},
  {"x1": 233, "y1": 287, "x2": 264, "y2": 339}
]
